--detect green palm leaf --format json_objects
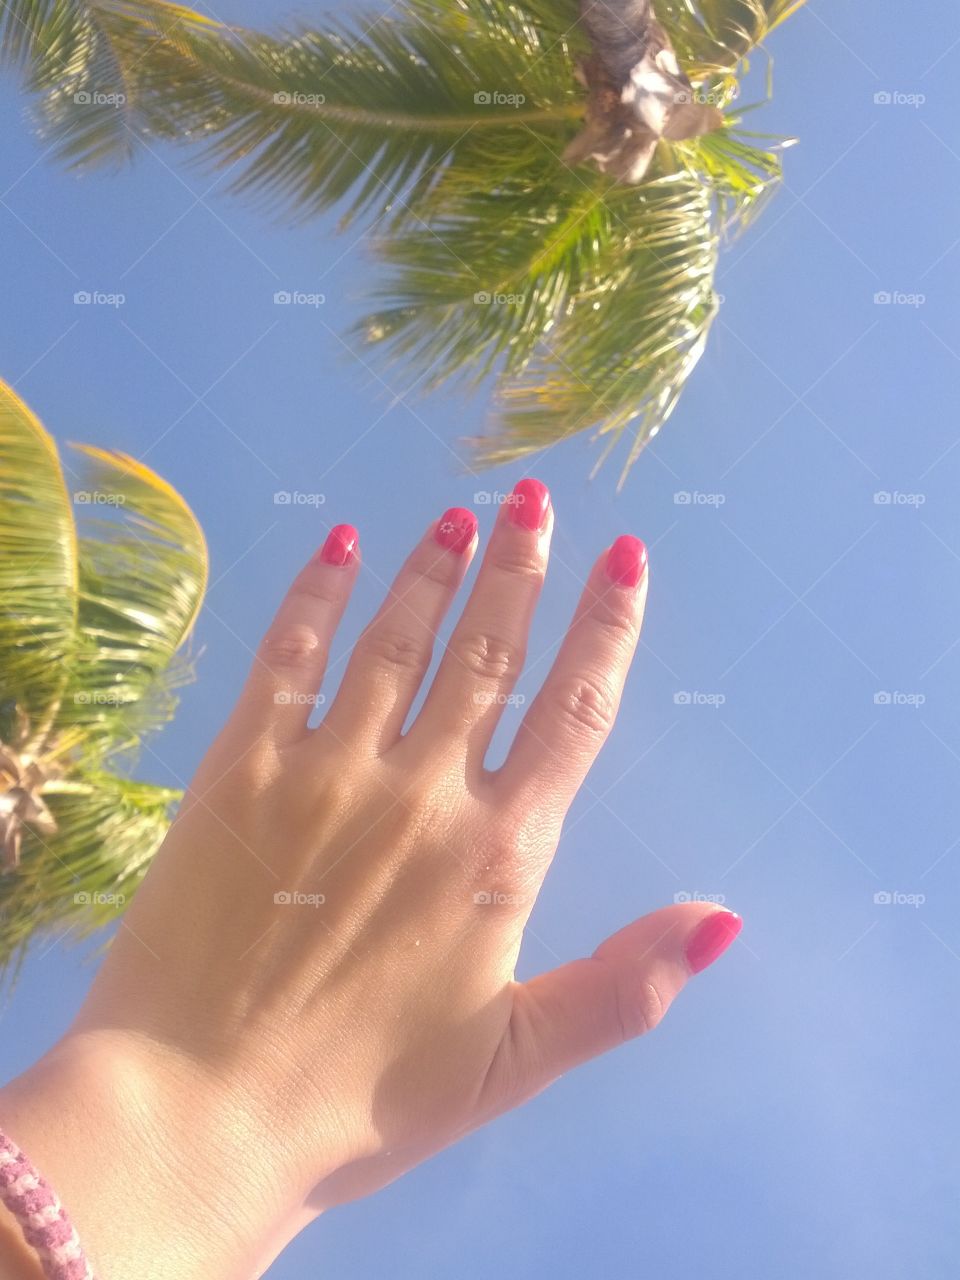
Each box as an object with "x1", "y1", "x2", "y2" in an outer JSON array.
[
  {"x1": 0, "y1": 378, "x2": 206, "y2": 973},
  {"x1": 3, "y1": 0, "x2": 806, "y2": 473},
  {"x1": 61, "y1": 444, "x2": 208, "y2": 754},
  {"x1": 0, "y1": 382, "x2": 77, "y2": 727},
  {"x1": 0, "y1": 773, "x2": 175, "y2": 970}
]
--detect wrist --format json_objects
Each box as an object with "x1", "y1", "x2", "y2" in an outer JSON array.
[
  {"x1": 0, "y1": 1200, "x2": 45, "y2": 1279},
  {"x1": 0, "y1": 1030, "x2": 295, "y2": 1280}
]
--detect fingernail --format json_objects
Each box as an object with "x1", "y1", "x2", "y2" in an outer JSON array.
[
  {"x1": 508, "y1": 477, "x2": 550, "y2": 532},
  {"x1": 319, "y1": 524, "x2": 358, "y2": 567},
  {"x1": 435, "y1": 507, "x2": 477, "y2": 554},
  {"x1": 685, "y1": 910, "x2": 742, "y2": 975},
  {"x1": 605, "y1": 535, "x2": 648, "y2": 587}
]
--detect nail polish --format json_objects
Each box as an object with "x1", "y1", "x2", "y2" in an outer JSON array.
[
  {"x1": 435, "y1": 507, "x2": 477, "y2": 554},
  {"x1": 684, "y1": 910, "x2": 742, "y2": 975},
  {"x1": 319, "y1": 524, "x2": 358, "y2": 567},
  {"x1": 508, "y1": 478, "x2": 550, "y2": 532},
  {"x1": 605, "y1": 535, "x2": 648, "y2": 587}
]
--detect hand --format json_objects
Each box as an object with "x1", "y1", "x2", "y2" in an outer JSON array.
[{"x1": 0, "y1": 480, "x2": 740, "y2": 1279}]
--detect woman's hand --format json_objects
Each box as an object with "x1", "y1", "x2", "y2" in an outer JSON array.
[{"x1": 0, "y1": 480, "x2": 740, "y2": 1279}]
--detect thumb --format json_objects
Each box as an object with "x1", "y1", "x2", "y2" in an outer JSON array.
[{"x1": 503, "y1": 905, "x2": 741, "y2": 1098}]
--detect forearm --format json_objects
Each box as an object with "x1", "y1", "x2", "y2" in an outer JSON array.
[{"x1": 0, "y1": 1031, "x2": 290, "y2": 1280}]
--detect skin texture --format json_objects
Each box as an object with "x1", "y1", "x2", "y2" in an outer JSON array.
[{"x1": 0, "y1": 485, "x2": 739, "y2": 1279}]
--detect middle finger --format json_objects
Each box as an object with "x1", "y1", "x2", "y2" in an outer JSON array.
[{"x1": 408, "y1": 478, "x2": 552, "y2": 768}]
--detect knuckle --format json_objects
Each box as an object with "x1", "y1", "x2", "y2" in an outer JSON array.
[
  {"x1": 407, "y1": 545, "x2": 459, "y2": 589},
  {"x1": 583, "y1": 596, "x2": 640, "y2": 648},
  {"x1": 551, "y1": 674, "x2": 618, "y2": 738},
  {"x1": 491, "y1": 548, "x2": 545, "y2": 584},
  {"x1": 452, "y1": 629, "x2": 525, "y2": 683},
  {"x1": 359, "y1": 627, "x2": 428, "y2": 674},
  {"x1": 259, "y1": 622, "x2": 323, "y2": 672},
  {"x1": 616, "y1": 978, "x2": 665, "y2": 1040},
  {"x1": 597, "y1": 957, "x2": 665, "y2": 1042},
  {"x1": 288, "y1": 570, "x2": 341, "y2": 609}
]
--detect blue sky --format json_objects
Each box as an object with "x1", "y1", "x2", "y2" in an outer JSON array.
[{"x1": 3, "y1": 2, "x2": 960, "y2": 1276}]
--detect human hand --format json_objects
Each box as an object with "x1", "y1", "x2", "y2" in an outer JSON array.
[{"x1": 0, "y1": 479, "x2": 740, "y2": 1279}]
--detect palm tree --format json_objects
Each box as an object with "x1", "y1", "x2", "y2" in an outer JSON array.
[
  {"x1": 0, "y1": 379, "x2": 207, "y2": 972},
  {"x1": 2, "y1": 0, "x2": 804, "y2": 481}
]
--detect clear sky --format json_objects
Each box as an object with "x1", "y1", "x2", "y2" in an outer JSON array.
[{"x1": 2, "y1": 2, "x2": 960, "y2": 1277}]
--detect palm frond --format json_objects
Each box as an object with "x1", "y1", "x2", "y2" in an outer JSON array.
[
  {"x1": 0, "y1": 381, "x2": 77, "y2": 727},
  {"x1": 3, "y1": 0, "x2": 806, "y2": 472},
  {"x1": 59, "y1": 444, "x2": 208, "y2": 755},
  {"x1": 0, "y1": 773, "x2": 175, "y2": 971},
  {"x1": 1, "y1": 0, "x2": 222, "y2": 167}
]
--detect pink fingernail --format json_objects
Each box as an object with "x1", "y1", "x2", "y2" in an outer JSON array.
[
  {"x1": 508, "y1": 478, "x2": 550, "y2": 532},
  {"x1": 435, "y1": 507, "x2": 477, "y2": 554},
  {"x1": 605, "y1": 535, "x2": 648, "y2": 587},
  {"x1": 684, "y1": 910, "x2": 742, "y2": 974},
  {"x1": 319, "y1": 524, "x2": 358, "y2": 566}
]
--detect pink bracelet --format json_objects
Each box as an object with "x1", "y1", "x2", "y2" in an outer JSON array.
[{"x1": 0, "y1": 1130, "x2": 94, "y2": 1279}]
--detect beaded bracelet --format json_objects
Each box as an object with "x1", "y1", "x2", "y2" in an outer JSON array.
[{"x1": 0, "y1": 1131, "x2": 94, "y2": 1280}]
